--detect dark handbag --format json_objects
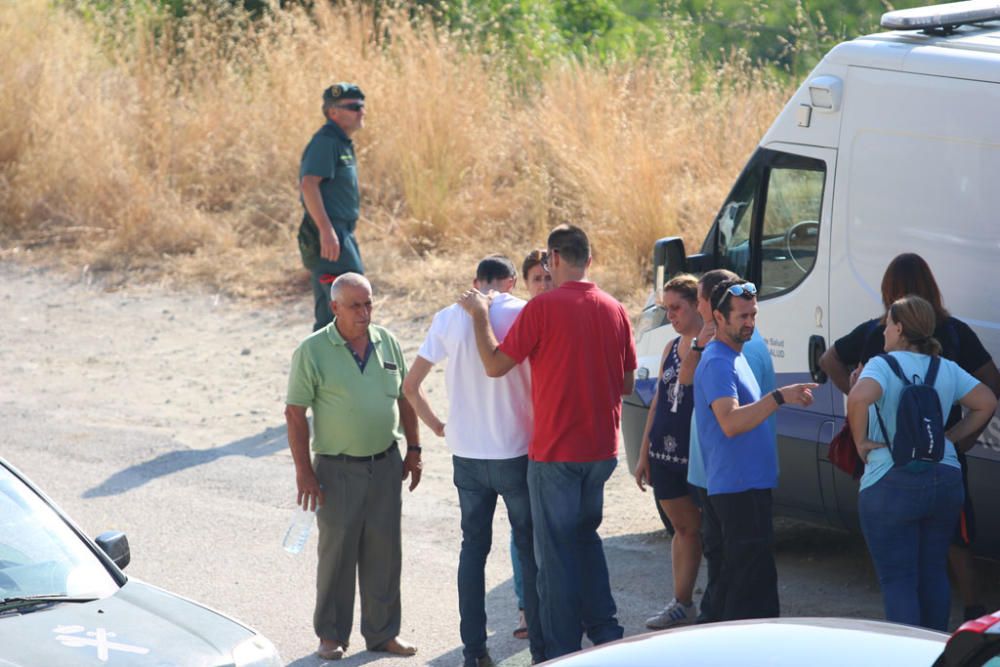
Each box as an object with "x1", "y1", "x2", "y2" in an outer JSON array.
[{"x1": 829, "y1": 417, "x2": 864, "y2": 479}]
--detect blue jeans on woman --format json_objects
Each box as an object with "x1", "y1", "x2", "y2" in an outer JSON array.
[
  {"x1": 528, "y1": 457, "x2": 624, "y2": 659},
  {"x1": 859, "y1": 464, "x2": 964, "y2": 631}
]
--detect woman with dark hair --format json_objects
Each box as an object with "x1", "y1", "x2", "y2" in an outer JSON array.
[
  {"x1": 847, "y1": 295, "x2": 996, "y2": 630},
  {"x1": 634, "y1": 274, "x2": 704, "y2": 628},
  {"x1": 819, "y1": 252, "x2": 1000, "y2": 619}
]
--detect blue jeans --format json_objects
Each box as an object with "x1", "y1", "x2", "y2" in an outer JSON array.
[
  {"x1": 859, "y1": 465, "x2": 964, "y2": 630},
  {"x1": 528, "y1": 458, "x2": 623, "y2": 659},
  {"x1": 453, "y1": 455, "x2": 543, "y2": 665},
  {"x1": 511, "y1": 534, "x2": 525, "y2": 610}
]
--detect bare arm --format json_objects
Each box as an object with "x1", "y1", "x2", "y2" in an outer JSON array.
[
  {"x1": 847, "y1": 377, "x2": 886, "y2": 463},
  {"x1": 285, "y1": 404, "x2": 324, "y2": 510},
  {"x1": 401, "y1": 356, "x2": 445, "y2": 437},
  {"x1": 398, "y1": 395, "x2": 423, "y2": 491},
  {"x1": 711, "y1": 383, "x2": 817, "y2": 438},
  {"x1": 949, "y1": 383, "x2": 998, "y2": 453},
  {"x1": 820, "y1": 346, "x2": 852, "y2": 396},
  {"x1": 950, "y1": 361, "x2": 1000, "y2": 452},
  {"x1": 301, "y1": 174, "x2": 340, "y2": 262},
  {"x1": 457, "y1": 290, "x2": 518, "y2": 377},
  {"x1": 974, "y1": 359, "x2": 1000, "y2": 397},
  {"x1": 679, "y1": 321, "x2": 713, "y2": 385},
  {"x1": 634, "y1": 346, "x2": 670, "y2": 491},
  {"x1": 623, "y1": 370, "x2": 635, "y2": 396}
]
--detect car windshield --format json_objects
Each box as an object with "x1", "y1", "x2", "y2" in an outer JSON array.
[{"x1": 0, "y1": 466, "x2": 117, "y2": 602}]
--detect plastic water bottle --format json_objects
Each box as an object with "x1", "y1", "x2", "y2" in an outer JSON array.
[{"x1": 282, "y1": 506, "x2": 315, "y2": 554}]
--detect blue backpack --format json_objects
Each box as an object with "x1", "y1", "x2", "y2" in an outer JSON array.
[{"x1": 873, "y1": 354, "x2": 945, "y2": 470}]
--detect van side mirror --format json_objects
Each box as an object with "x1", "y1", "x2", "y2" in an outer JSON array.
[
  {"x1": 96, "y1": 531, "x2": 131, "y2": 570},
  {"x1": 652, "y1": 237, "x2": 687, "y2": 290}
]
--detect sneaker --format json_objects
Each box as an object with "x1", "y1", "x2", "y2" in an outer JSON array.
[{"x1": 645, "y1": 598, "x2": 696, "y2": 629}]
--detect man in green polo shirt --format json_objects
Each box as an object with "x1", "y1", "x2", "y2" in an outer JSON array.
[
  {"x1": 298, "y1": 82, "x2": 367, "y2": 332},
  {"x1": 285, "y1": 272, "x2": 422, "y2": 661}
]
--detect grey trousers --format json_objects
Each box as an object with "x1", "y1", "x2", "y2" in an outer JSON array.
[{"x1": 313, "y1": 446, "x2": 402, "y2": 649}]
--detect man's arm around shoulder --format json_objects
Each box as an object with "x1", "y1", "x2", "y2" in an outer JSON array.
[{"x1": 457, "y1": 289, "x2": 518, "y2": 377}]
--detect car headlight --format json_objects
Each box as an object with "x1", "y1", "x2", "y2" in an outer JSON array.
[{"x1": 233, "y1": 635, "x2": 282, "y2": 667}]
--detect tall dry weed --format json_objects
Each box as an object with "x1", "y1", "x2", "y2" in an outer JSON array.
[{"x1": 0, "y1": 0, "x2": 791, "y2": 310}]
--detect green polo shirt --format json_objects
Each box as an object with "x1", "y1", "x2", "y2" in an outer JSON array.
[
  {"x1": 299, "y1": 121, "x2": 359, "y2": 227},
  {"x1": 286, "y1": 321, "x2": 406, "y2": 456}
]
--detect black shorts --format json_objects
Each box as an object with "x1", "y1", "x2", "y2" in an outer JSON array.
[
  {"x1": 650, "y1": 463, "x2": 697, "y2": 502},
  {"x1": 953, "y1": 452, "x2": 976, "y2": 547}
]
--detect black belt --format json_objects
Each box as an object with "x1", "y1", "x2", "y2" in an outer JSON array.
[{"x1": 320, "y1": 442, "x2": 396, "y2": 463}]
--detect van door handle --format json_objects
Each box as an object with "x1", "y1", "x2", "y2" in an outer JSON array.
[{"x1": 808, "y1": 335, "x2": 828, "y2": 384}]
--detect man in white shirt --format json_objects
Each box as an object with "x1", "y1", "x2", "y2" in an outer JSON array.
[{"x1": 403, "y1": 255, "x2": 541, "y2": 667}]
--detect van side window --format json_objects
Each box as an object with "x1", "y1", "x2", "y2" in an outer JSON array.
[
  {"x1": 716, "y1": 170, "x2": 759, "y2": 280},
  {"x1": 759, "y1": 165, "x2": 824, "y2": 297}
]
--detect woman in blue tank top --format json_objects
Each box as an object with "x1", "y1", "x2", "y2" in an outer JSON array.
[{"x1": 634, "y1": 274, "x2": 702, "y2": 629}]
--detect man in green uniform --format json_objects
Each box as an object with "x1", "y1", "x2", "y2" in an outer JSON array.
[
  {"x1": 285, "y1": 273, "x2": 423, "y2": 661},
  {"x1": 298, "y1": 83, "x2": 367, "y2": 331}
]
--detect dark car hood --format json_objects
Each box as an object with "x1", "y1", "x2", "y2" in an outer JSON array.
[{"x1": 0, "y1": 579, "x2": 254, "y2": 666}]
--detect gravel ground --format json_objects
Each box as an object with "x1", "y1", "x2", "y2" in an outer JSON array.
[{"x1": 2, "y1": 261, "x2": 996, "y2": 666}]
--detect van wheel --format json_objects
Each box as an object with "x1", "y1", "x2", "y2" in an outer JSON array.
[{"x1": 655, "y1": 497, "x2": 676, "y2": 537}]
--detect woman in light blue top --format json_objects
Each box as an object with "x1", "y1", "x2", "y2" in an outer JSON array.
[{"x1": 847, "y1": 295, "x2": 996, "y2": 630}]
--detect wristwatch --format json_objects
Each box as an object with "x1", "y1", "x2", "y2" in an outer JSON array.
[
  {"x1": 771, "y1": 389, "x2": 785, "y2": 406},
  {"x1": 407, "y1": 445, "x2": 422, "y2": 454},
  {"x1": 691, "y1": 338, "x2": 705, "y2": 353}
]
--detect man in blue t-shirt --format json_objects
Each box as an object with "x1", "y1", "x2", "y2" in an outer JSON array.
[
  {"x1": 694, "y1": 278, "x2": 816, "y2": 621},
  {"x1": 685, "y1": 270, "x2": 774, "y2": 624}
]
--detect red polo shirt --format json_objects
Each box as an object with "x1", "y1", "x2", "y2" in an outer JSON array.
[{"x1": 499, "y1": 281, "x2": 636, "y2": 463}]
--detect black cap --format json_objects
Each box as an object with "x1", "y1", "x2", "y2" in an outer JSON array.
[{"x1": 323, "y1": 82, "x2": 365, "y2": 104}]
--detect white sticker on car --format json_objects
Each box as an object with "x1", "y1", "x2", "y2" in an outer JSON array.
[{"x1": 53, "y1": 625, "x2": 150, "y2": 662}]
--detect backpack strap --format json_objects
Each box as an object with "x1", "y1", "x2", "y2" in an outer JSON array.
[
  {"x1": 924, "y1": 355, "x2": 941, "y2": 387},
  {"x1": 873, "y1": 403, "x2": 891, "y2": 446}
]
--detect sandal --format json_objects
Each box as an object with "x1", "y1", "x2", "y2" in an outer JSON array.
[{"x1": 513, "y1": 610, "x2": 528, "y2": 639}]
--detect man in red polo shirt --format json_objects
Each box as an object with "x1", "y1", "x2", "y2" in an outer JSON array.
[{"x1": 458, "y1": 224, "x2": 636, "y2": 660}]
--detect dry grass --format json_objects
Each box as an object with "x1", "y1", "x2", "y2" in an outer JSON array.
[{"x1": 0, "y1": 0, "x2": 789, "y2": 315}]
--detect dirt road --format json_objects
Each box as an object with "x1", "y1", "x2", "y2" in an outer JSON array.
[{"x1": 0, "y1": 261, "x2": 959, "y2": 666}]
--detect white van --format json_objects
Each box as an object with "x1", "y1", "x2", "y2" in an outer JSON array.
[{"x1": 624, "y1": 1, "x2": 1000, "y2": 556}]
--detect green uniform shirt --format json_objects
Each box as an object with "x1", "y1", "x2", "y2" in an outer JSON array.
[
  {"x1": 299, "y1": 121, "x2": 359, "y2": 226},
  {"x1": 286, "y1": 321, "x2": 406, "y2": 456}
]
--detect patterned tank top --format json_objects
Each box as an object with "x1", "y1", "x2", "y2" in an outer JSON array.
[{"x1": 647, "y1": 337, "x2": 694, "y2": 470}]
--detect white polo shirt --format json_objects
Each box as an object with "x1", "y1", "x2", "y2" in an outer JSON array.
[{"x1": 417, "y1": 292, "x2": 532, "y2": 459}]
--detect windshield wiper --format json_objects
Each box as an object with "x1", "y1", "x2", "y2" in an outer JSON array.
[{"x1": 0, "y1": 594, "x2": 99, "y2": 612}]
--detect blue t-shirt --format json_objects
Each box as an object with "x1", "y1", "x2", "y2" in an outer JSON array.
[
  {"x1": 688, "y1": 329, "x2": 775, "y2": 488},
  {"x1": 694, "y1": 337, "x2": 779, "y2": 495},
  {"x1": 858, "y1": 351, "x2": 978, "y2": 491}
]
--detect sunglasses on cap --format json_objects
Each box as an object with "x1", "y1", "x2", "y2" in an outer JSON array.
[
  {"x1": 714, "y1": 281, "x2": 757, "y2": 310},
  {"x1": 334, "y1": 102, "x2": 365, "y2": 112}
]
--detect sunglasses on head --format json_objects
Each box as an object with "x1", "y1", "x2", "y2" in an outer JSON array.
[
  {"x1": 334, "y1": 102, "x2": 365, "y2": 112},
  {"x1": 714, "y1": 281, "x2": 757, "y2": 310}
]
